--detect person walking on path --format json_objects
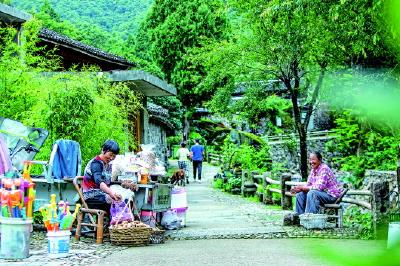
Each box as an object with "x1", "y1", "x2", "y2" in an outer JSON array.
[
  {"x1": 176, "y1": 142, "x2": 191, "y2": 184},
  {"x1": 190, "y1": 138, "x2": 204, "y2": 183}
]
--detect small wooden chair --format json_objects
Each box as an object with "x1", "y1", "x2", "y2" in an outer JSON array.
[
  {"x1": 73, "y1": 176, "x2": 107, "y2": 244},
  {"x1": 320, "y1": 188, "x2": 349, "y2": 228}
]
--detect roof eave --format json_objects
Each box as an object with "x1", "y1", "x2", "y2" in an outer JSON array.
[
  {"x1": 0, "y1": 3, "x2": 31, "y2": 24},
  {"x1": 107, "y1": 70, "x2": 177, "y2": 97}
]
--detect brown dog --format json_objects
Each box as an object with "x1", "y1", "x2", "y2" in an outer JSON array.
[{"x1": 171, "y1": 169, "x2": 186, "y2": 186}]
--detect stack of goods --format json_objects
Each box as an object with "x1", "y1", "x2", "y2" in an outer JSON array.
[
  {"x1": 112, "y1": 147, "x2": 167, "y2": 184},
  {"x1": 0, "y1": 176, "x2": 36, "y2": 259},
  {"x1": 39, "y1": 194, "x2": 81, "y2": 258},
  {"x1": 111, "y1": 153, "x2": 142, "y2": 182},
  {"x1": 0, "y1": 177, "x2": 36, "y2": 219},
  {"x1": 39, "y1": 194, "x2": 81, "y2": 231},
  {"x1": 137, "y1": 144, "x2": 157, "y2": 170},
  {"x1": 109, "y1": 220, "x2": 152, "y2": 246}
]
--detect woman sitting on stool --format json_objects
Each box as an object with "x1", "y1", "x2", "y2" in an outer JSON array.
[{"x1": 82, "y1": 140, "x2": 122, "y2": 213}]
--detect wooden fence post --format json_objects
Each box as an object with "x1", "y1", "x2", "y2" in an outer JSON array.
[
  {"x1": 263, "y1": 172, "x2": 273, "y2": 204},
  {"x1": 241, "y1": 169, "x2": 248, "y2": 196},
  {"x1": 371, "y1": 181, "x2": 390, "y2": 239},
  {"x1": 397, "y1": 145, "x2": 400, "y2": 197},
  {"x1": 281, "y1": 173, "x2": 292, "y2": 210}
]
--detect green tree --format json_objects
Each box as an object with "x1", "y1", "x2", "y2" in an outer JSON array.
[
  {"x1": 0, "y1": 19, "x2": 142, "y2": 163},
  {"x1": 137, "y1": 0, "x2": 229, "y2": 139},
  {"x1": 39, "y1": 0, "x2": 61, "y2": 22},
  {"x1": 200, "y1": 0, "x2": 392, "y2": 179},
  {"x1": 13, "y1": 0, "x2": 153, "y2": 39}
]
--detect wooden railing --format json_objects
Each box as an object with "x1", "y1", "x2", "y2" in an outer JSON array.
[
  {"x1": 207, "y1": 152, "x2": 224, "y2": 165},
  {"x1": 249, "y1": 171, "x2": 374, "y2": 211},
  {"x1": 242, "y1": 170, "x2": 393, "y2": 237},
  {"x1": 265, "y1": 130, "x2": 336, "y2": 143}
]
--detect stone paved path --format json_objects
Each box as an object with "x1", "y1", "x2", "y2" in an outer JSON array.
[
  {"x1": 166, "y1": 161, "x2": 357, "y2": 240},
  {"x1": 166, "y1": 161, "x2": 289, "y2": 240}
]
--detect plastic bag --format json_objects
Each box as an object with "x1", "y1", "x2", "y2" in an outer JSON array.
[
  {"x1": 110, "y1": 200, "x2": 133, "y2": 225},
  {"x1": 137, "y1": 144, "x2": 157, "y2": 169},
  {"x1": 110, "y1": 184, "x2": 135, "y2": 200},
  {"x1": 161, "y1": 209, "x2": 182, "y2": 230}
]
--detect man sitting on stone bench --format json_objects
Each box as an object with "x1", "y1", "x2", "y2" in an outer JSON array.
[{"x1": 291, "y1": 152, "x2": 343, "y2": 216}]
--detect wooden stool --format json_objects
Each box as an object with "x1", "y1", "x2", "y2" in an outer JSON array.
[
  {"x1": 73, "y1": 176, "x2": 108, "y2": 244},
  {"x1": 75, "y1": 207, "x2": 106, "y2": 244}
]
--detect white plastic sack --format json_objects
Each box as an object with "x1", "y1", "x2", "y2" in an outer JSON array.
[
  {"x1": 109, "y1": 185, "x2": 135, "y2": 201},
  {"x1": 161, "y1": 209, "x2": 182, "y2": 230}
]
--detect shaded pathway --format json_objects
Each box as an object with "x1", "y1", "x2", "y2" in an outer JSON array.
[
  {"x1": 166, "y1": 161, "x2": 289, "y2": 240},
  {"x1": 166, "y1": 160, "x2": 358, "y2": 240}
]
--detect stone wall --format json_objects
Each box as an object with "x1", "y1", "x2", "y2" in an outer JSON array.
[
  {"x1": 268, "y1": 136, "x2": 339, "y2": 172},
  {"x1": 146, "y1": 121, "x2": 168, "y2": 167},
  {"x1": 363, "y1": 170, "x2": 398, "y2": 207}
]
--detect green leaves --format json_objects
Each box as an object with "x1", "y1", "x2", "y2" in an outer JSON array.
[
  {"x1": 344, "y1": 206, "x2": 373, "y2": 239},
  {"x1": 46, "y1": 74, "x2": 95, "y2": 142},
  {"x1": 0, "y1": 22, "x2": 142, "y2": 163},
  {"x1": 326, "y1": 109, "x2": 399, "y2": 187},
  {"x1": 138, "y1": 0, "x2": 229, "y2": 107}
]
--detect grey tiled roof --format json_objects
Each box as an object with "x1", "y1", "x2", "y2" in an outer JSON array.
[
  {"x1": 39, "y1": 28, "x2": 135, "y2": 67},
  {"x1": 147, "y1": 102, "x2": 174, "y2": 129},
  {"x1": 147, "y1": 102, "x2": 169, "y2": 118}
]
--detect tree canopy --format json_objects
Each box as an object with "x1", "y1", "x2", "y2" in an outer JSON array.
[
  {"x1": 136, "y1": 0, "x2": 229, "y2": 108},
  {"x1": 192, "y1": 0, "x2": 397, "y2": 178}
]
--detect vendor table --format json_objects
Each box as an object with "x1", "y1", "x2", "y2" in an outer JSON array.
[{"x1": 134, "y1": 183, "x2": 173, "y2": 212}]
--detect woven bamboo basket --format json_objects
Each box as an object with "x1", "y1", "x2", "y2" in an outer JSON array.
[
  {"x1": 150, "y1": 228, "x2": 166, "y2": 244},
  {"x1": 109, "y1": 226, "x2": 152, "y2": 246}
]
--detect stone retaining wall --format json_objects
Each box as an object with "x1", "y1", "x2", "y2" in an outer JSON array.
[
  {"x1": 146, "y1": 122, "x2": 168, "y2": 167},
  {"x1": 268, "y1": 137, "x2": 340, "y2": 172},
  {"x1": 363, "y1": 170, "x2": 398, "y2": 207}
]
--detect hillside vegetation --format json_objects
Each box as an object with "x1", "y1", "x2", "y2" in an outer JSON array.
[{"x1": 12, "y1": 0, "x2": 152, "y2": 38}]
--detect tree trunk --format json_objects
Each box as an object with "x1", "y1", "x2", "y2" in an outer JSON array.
[
  {"x1": 280, "y1": 61, "x2": 326, "y2": 180},
  {"x1": 298, "y1": 127, "x2": 308, "y2": 180},
  {"x1": 183, "y1": 115, "x2": 190, "y2": 141}
]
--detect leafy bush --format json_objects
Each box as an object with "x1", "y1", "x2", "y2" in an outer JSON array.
[
  {"x1": 213, "y1": 178, "x2": 224, "y2": 189},
  {"x1": 0, "y1": 21, "x2": 143, "y2": 164},
  {"x1": 167, "y1": 136, "x2": 182, "y2": 146},
  {"x1": 327, "y1": 111, "x2": 399, "y2": 188},
  {"x1": 226, "y1": 175, "x2": 241, "y2": 191},
  {"x1": 188, "y1": 132, "x2": 206, "y2": 145},
  {"x1": 344, "y1": 206, "x2": 373, "y2": 240},
  {"x1": 220, "y1": 136, "x2": 271, "y2": 172},
  {"x1": 213, "y1": 171, "x2": 241, "y2": 193}
]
